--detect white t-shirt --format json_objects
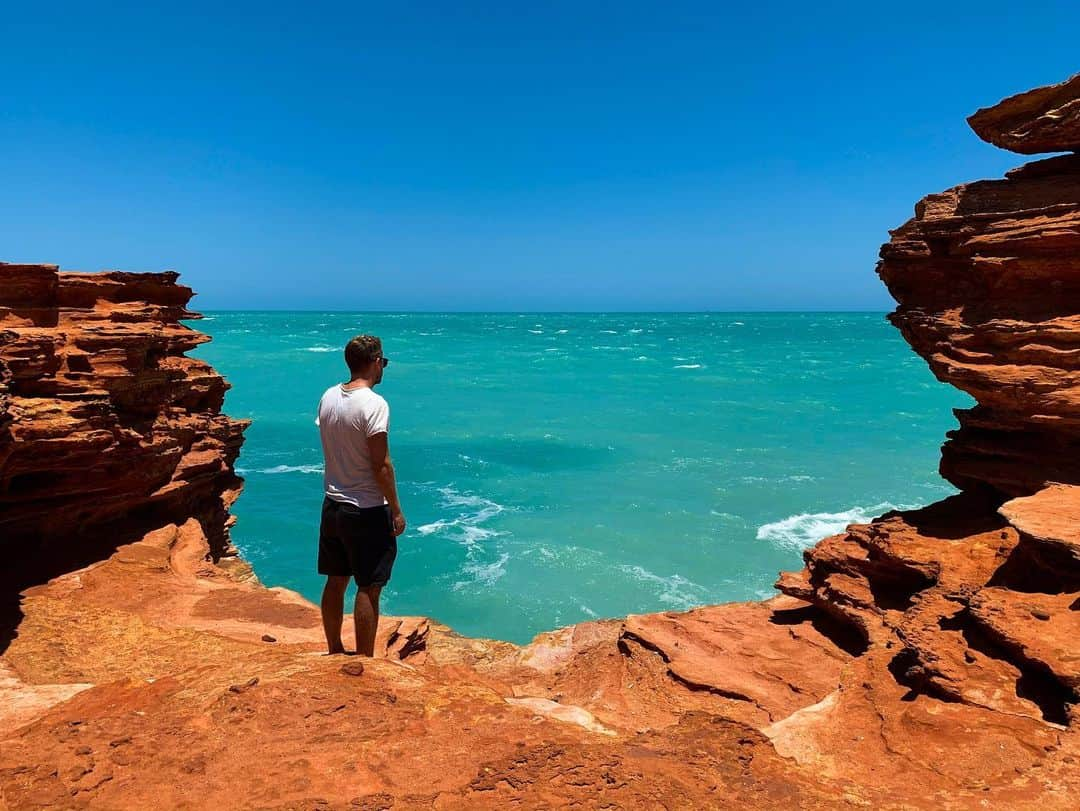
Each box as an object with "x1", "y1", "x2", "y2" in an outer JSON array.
[{"x1": 316, "y1": 384, "x2": 390, "y2": 508}]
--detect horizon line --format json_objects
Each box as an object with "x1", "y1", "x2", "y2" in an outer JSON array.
[{"x1": 194, "y1": 308, "x2": 893, "y2": 316}]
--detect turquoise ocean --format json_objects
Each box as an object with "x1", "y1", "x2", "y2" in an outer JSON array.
[{"x1": 192, "y1": 312, "x2": 970, "y2": 644}]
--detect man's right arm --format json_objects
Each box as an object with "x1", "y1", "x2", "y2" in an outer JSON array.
[{"x1": 367, "y1": 432, "x2": 406, "y2": 536}]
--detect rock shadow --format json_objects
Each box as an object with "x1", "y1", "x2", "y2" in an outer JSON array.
[{"x1": 769, "y1": 604, "x2": 868, "y2": 657}]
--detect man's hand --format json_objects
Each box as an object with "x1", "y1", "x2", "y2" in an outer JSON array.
[{"x1": 391, "y1": 510, "x2": 407, "y2": 537}]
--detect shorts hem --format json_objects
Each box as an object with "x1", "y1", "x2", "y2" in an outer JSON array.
[{"x1": 353, "y1": 578, "x2": 390, "y2": 588}]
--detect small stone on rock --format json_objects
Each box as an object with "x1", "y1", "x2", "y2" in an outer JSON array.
[
  {"x1": 341, "y1": 660, "x2": 365, "y2": 677},
  {"x1": 228, "y1": 677, "x2": 259, "y2": 693}
]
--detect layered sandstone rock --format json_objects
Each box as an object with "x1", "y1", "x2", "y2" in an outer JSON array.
[
  {"x1": 0, "y1": 263, "x2": 248, "y2": 606},
  {"x1": 878, "y1": 120, "x2": 1080, "y2": 496},
  {"x1": 969, "y1": 73, "x2": 1080, "y2": 154},
  {"x1": 4, "y1": 72, "x2": 1080, "y2": 810},
  {"x1": 770, "y1": 71, "x2": 1080, "y2": 806}
]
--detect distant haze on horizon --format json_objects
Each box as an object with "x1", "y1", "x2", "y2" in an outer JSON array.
[{"x1": 3, "y1": 2, "x2": 1077, "y2": 311}]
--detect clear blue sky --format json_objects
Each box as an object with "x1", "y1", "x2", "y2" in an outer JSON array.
[{"x1": 2, "y1": 2, "x2": 1077, "y2": 311}]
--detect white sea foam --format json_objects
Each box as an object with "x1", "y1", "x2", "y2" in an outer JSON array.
[
  {"x1": 740, "y1": 474, "x2": 815, "y2": 484},
  {"x1": 756, "y1": 502, "x2": 908, "y2": 551},
  {"x1": 673, "y1": 364, "x2": 703, "y2": 369},
  {"x1": 452, "y1": 552, "x2": 510, "y2": 591},
  {"x1": 633, "y1": 355, "x2": 649, "y2": 361},
  {"x1": 258, "y1": 464, "x2": 324, "y2": 474},
  {"x1": 617, "y1": 564, "x2": 708, "y2": 611},
  {"x1": 529, "y1": 329, "x2": 544, "y2": 334},
  {"x1": 556, "y1": 329, "x2": 569, "y2": 334},
  {"x1": 457, "y1": 454, "x2": 489, "y2": 467},
  {"x1": 415, "y1": 485, "x2": 508, "y2": 547},
  {"x1": 709, "y1": 510, "x2": 743, "y2": 522},
  {"x1": 301, "y1": 346, "x2": 337, "y2": 353}
]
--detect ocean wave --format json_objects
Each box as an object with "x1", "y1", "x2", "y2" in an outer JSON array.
[
  {"x1": 674, "y1": 364, "x2": 703, "y2": 369},
  {"x1": 617, "y1": 564, "x2": 708, "y2": 611},
  {"x1": 452, "y1": 552, "x2": 510, "y2": 591},
  {"x1": 457, "y1": 453, "x2": 489, "y2": 467},
  {"x1": 301, "y1": 346, "x2": 338, "y2": 353},
  {"x1": 415, "y1": 485, "x2": 508, "y2": 547},
  {"x1": 756, "y1": 502, "x2": 908, "y2": 551},
  {"x1": 709, "y1": 510, "x2": 743, "y2": 522},
  {"x1": 257, "y1": 464, "x2": 325, "y2": 474},
  {"x1": 740, "y1": 474, "x2": 816, "y2": 484}
]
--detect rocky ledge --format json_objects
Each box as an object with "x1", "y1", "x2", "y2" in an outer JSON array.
[
  {"x1": 0, "y1": 265, "x2": 249, "y2": 645},
  {"x1": 2, "y1": 74, "x2": 1080, "y2": 810}
]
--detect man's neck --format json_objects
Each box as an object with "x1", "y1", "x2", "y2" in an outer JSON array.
[{"x1": 343, "y1": 375, "x2": 375, "y2": 391}]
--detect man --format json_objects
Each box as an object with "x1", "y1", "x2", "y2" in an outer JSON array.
[{"x1": 316, "y1": 334, "x2": 406, "y2": 656}]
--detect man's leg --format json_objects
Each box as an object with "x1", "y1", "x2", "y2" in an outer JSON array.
[
  {"x1": 353, "y1": 584, "x2": 382, "y2": 657},
  {"x1": 321, "y1": 575, "x2": 351, "y2": 654}
]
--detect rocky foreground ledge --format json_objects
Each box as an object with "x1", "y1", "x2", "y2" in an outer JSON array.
[{"x1": 2, "y1": 75, "x2": 1080, "y2": 810}]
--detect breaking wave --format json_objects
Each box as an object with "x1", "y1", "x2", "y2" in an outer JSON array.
[{"x1": 756, "y1": 502, "x2": 908, "y2": 551}]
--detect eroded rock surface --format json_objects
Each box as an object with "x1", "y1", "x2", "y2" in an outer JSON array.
[
  {"x1": 969, "y1": 73, "x2": 1080, "y2": 154},
  {"x1": 4, "y1": 71, "x2": 1080, "y2": 809},
  {"x1": 0, "y1": 263, "x2": 249, "y2": 608}
]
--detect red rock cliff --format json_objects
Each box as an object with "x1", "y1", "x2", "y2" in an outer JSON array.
[
  {"x1": 0, "y1": 263, "x2": 248, "y2": 623},
  {"x1": 878, "y1": 79, "x2": 1080, "y2": 497}
]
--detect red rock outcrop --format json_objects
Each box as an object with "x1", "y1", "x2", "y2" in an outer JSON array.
[
  {"x1": 4, "y1": 72, "x2": 1080, "y2": 810},
  {"x1": 969, "y1": 73, "x2": 1080, "y2": 154},
  {"x1": 0, "y1": 263, "x2": 249, "y2": 616},
  {"x1": 770, "y1": 72, "x2": 1080, "y2": 806},
  {"x1": 877, "y1": 128, "x2": 1080, "y2": 497}
]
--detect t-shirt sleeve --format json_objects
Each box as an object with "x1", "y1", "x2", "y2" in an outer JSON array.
[{"x1": 364, "y1": 397, "x2": 390, "y2": 437}]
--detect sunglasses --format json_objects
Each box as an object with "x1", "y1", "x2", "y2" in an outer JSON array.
[{"x1": 376, "y1": 356, "x2": 390, "y2": 368}]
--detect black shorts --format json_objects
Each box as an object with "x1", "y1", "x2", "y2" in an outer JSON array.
[{"x1": 318, "y1": 497, "x2": 397, "y2": 587}]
